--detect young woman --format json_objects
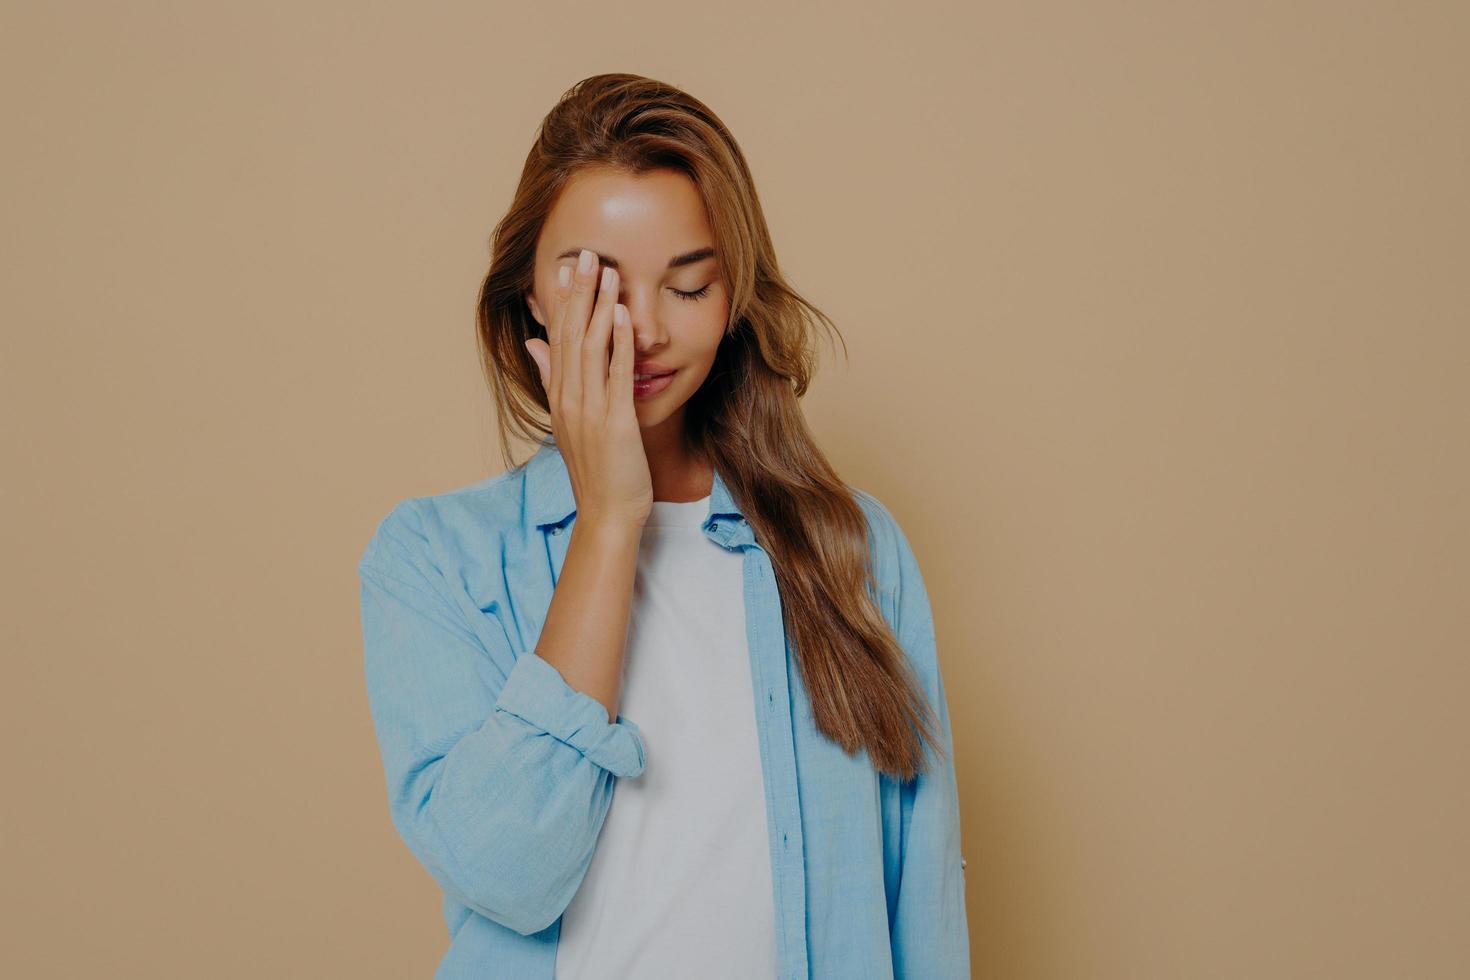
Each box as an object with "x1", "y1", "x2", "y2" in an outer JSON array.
[{"x1": 358, "y1": 73, "x2": 970, "y2": 979}]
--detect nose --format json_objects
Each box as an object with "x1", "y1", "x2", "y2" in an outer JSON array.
[{"x1": 622, "y1": 293, "x2": 669, "y2": 352}]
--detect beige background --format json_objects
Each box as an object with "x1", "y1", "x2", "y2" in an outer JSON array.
[{"x1": 3, "y1": 2, "x2": 1466, "y2": 977}]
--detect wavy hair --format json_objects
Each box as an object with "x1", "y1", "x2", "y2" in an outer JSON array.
[{"x1": 474, "y1": 73, "x2": 942, "y2": 780}]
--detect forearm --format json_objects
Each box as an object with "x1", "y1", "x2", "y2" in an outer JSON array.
[{"x1": 535, "y1": 517, "x2": 644, "y2": 721}]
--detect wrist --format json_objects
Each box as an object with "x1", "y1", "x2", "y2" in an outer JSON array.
[{"x1": 570, "y1": 516, "x2": 646, "y2": 545}]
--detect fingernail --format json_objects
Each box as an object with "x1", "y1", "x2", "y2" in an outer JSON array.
[
  {"x1": 577, "y1": 248, "x2": 595, "y2": 274},
  {"x1": 558, "y1": 265, "x2": 570, "y2": 288}
]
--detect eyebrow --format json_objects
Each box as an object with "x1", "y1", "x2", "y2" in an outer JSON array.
[{"x1": 553, "y1": 245, "x2": 716, "y2": 272}]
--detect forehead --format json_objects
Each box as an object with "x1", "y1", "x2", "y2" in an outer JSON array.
[{"x1": 539, "y1": 167, "x2": 713, "y2": 266}]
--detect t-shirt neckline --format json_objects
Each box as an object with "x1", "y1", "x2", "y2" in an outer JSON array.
[{"x1": 645, "y1": 494, "x2": 712, "y2": 528}]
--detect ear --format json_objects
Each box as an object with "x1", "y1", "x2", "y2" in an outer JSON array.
[{"x1": 525, "y1": 291, "x2": 546, "y2": 327}]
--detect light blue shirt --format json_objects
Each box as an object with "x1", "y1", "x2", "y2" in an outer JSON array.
[{"x1": 357, "y1": 436, "x2": 971, "y2": 979}]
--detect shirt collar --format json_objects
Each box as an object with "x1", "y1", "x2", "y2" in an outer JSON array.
[{"x1": 524, "y1": 435, "x2": 747, "y2": 529}]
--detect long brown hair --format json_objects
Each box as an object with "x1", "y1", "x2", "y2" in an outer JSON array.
[{"x1": 474, "y1": 73, "x2": 942, "y2": 781}]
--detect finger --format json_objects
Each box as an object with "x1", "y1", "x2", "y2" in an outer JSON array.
[
  {"x1": 547, "y1": 263, "x2": 572, "y2": 407},
  {"x1": 581, "y1": 264, "x2": 619, "y2": 417},
  {"x1": 559, "y1": 249, "x2": 599, "y2": 415},
  {"x1": 607, "y1": 303, "x2": 634, "y2": 422}
]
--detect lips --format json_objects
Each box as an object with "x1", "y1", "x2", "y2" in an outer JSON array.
[{"x1": 632, "y1": 370, "x2": 677, "y2": 399}]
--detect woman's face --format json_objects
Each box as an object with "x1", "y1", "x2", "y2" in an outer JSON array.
[{"x1": 524, "y1": 166, "x2": 730, "y2": 436}]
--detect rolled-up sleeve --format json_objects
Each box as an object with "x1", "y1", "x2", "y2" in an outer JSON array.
[
  {"x1": 493, "y1": 646, "x2": 647, "y2": 777},
  {"x1": 875, "y1": 500, "x2": 972, "y2": 979},
  {"x1": 357, "y1": 499, "x2": 646, "y2": 938}
]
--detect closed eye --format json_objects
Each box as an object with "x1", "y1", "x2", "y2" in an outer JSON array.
[{"x1": 669, "y1": 284, "x2": 712, "y2": 302}]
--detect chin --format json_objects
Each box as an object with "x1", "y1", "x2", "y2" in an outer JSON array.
[{"x1": 634, "y1": 398, "x2": 684, "y2": 429}]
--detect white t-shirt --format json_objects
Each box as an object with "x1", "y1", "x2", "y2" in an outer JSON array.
[{"x1": 553, "y1": 494, "x2": 778, "y2": 980}]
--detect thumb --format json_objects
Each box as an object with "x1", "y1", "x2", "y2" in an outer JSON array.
[{"x1": 529, "y1": 337, "x2": 552, "y2": 382}]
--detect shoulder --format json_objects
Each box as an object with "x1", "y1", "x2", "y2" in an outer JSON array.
[
  {"x1": 357, "y1": 465, "x2": 533, "y2": 582},
  {"x1": 847, "y1": 485, "x2": 921, "y2": 599},
  {"x1": 847, "y1": 484, "x2": 940, "y2": 669}
]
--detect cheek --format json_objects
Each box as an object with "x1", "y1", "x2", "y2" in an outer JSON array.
[
  {"x1": 676, "y1": 298, "x2": 728, "y2": 352},
  {"x1": 680, "y1": 315, "x2": 726, "y2": 369}
]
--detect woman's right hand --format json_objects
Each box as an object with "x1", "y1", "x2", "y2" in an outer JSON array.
[{"x1": 524, "y1": 248, "x2": 653, "y2": 530}]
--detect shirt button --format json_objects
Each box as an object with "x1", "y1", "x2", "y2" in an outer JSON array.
[
  {"x1": 710, "y1": 521, "x2": 720, "y2": 532},
  {"x1": 550, "y1": 525, "x2": 563, "y2": 535}
]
